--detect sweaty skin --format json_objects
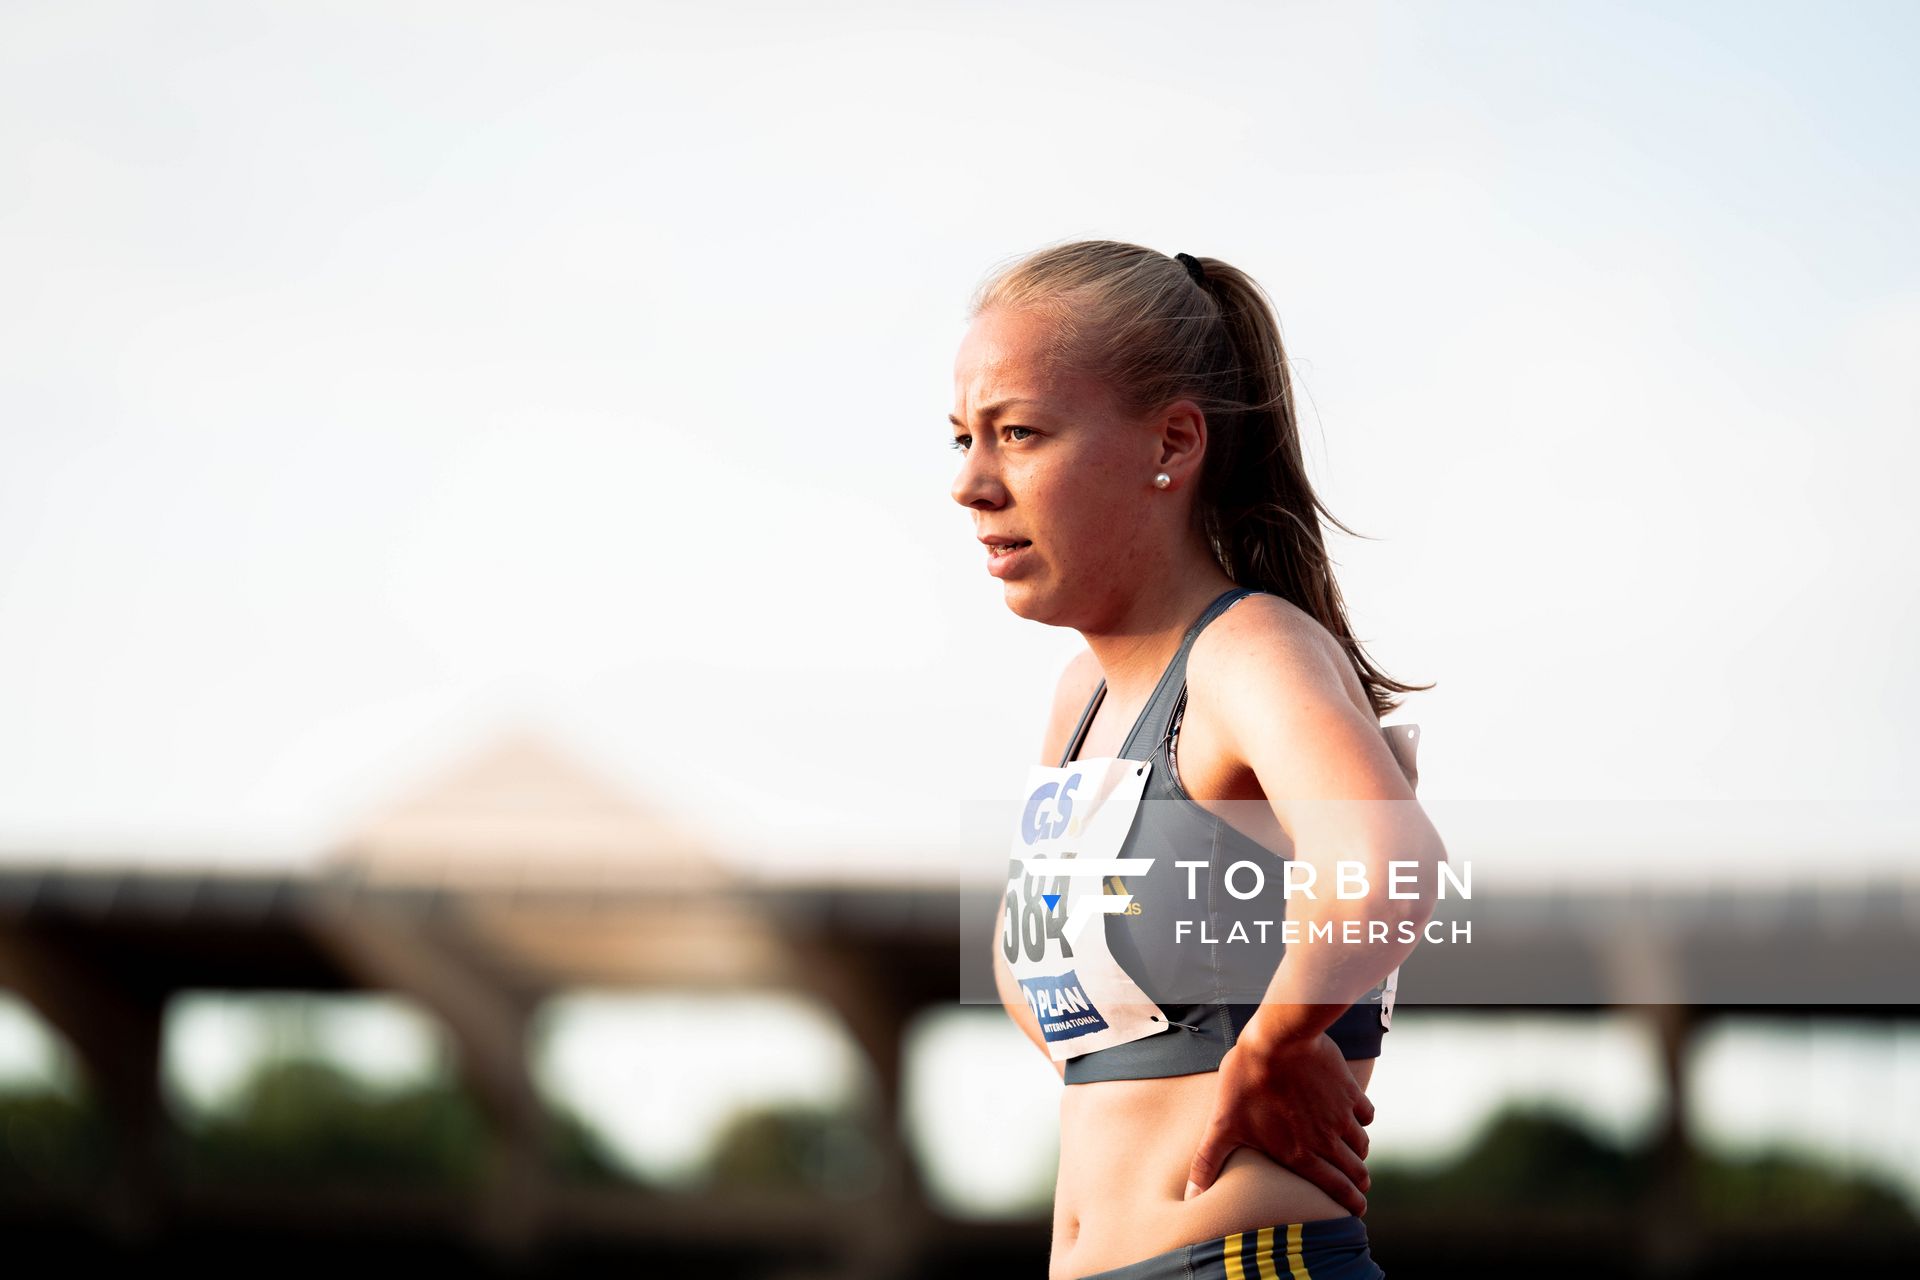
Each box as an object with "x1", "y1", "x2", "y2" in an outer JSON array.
[{"x1": 998, "y1": 641, "x2": 1377, "y2": 1280}]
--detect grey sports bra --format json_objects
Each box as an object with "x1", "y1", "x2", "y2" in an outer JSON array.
[{"x1": 1058, "y1": 586, "x2": 1393, "y2": 1084}]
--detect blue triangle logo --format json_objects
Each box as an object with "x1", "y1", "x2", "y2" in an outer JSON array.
[{"x1": 1042, "y1": 893, "x2": 1061, "y2": 912}]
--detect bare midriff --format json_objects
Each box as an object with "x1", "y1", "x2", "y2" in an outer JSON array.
[{"x1": 1048, "y1": 1056, "x2": 1376, "y2": 1280}]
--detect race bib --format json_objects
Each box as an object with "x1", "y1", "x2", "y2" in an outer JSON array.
[
  {"x1": 1004, "y1": 724, "x2": 1422, "y2": 1054},
  {"x1": 1001, "y1": 755, "x2": 1173, "y2": 1061}
]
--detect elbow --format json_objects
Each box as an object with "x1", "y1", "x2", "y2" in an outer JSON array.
[{"x1": 1374, "y1": 831, "x2": 1447, "y2": 929}]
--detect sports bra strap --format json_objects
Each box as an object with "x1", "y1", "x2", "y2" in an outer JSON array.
[
  {"x1": 1059, "y1": 587, "x2": 1257, "y2": 766},
  {"x1": 1151, "y1": 587, "x2": 1258, "y2": 759},
  {"x1": 1060, "y1": 677, "x2": 1105, "y2": 767}
]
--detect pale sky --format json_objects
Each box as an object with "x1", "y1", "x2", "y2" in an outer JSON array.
[{"x1": 2, "y1": 1, "x2": 1916, "y2": 886}]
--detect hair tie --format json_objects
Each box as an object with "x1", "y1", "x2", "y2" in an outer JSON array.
[{"x1": 1174, "y1": 252, "x2": 1208, "y2": 287}]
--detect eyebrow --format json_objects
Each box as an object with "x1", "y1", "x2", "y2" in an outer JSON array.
[{"x1": 949, "y1": 397, "x2": 1043, "y2": 429}]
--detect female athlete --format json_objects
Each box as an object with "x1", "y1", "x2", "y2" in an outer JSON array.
[{"x1": 954, "y1": 240, "x2": 1448, "y2": 1280}]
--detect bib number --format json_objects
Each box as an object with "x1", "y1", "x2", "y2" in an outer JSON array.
[{"x1": 1002, "y1": 859, "x2": 1076, "y2": 966}]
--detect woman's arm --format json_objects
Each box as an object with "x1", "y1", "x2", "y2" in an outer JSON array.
[
  {"x1": 1194, "y1": 595, "x2": 1445, "y2": 1037},
  {"x1": 1180, "y1": 597, "x2": 1447, "y2": 1213}
]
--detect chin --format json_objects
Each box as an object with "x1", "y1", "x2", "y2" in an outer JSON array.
[{"x1": 1000, "y1": 578, "x2": 1061, "y2": 624}]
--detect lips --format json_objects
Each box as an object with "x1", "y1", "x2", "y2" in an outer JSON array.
[{"x1": 983, "y1": 538, "x2": 1034, "y2": 579}]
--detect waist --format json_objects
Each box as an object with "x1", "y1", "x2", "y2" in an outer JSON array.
[
  {"x1": 1065, "y1": 1217, "x2": 1379, "y2": 1280},
  {"x1": 1051, "y1": 1070, "x2": 1359, "y2": 1280}
]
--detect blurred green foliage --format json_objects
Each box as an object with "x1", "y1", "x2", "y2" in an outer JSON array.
[
  {"x1": 178, "y1": 1058, "x2": 491, "y2": 1188},
  {"x1": 1693, "y1": 1147, "x2": 1916, "y2": 1225},
  {"x1": 1369, "y1": 1104, "x2": 1916, "y2": 1226},
  {"x1": 0, "y1": 1088, "x2": 110, "y2": 1189},
  {"x1": 0, "y1": 1061, "x2": 635, "y2": 1194},
  {"x1": 1372, "y1": 1105, "x2": 1649, "y2": 1211},
  {"x1": 3, "y1": 1076, "x2": 1912, "y2": 1229},
  {"x1": 547, "y1": 1101, "x2": 644, "y2": 1187},
  {"x1": 705, "y1": 1103, "x2": 881, "y2": 1198}
]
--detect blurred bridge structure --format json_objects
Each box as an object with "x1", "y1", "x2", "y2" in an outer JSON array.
[{"x1": 0, "y1": 730, "x2": 1915, "y2": 1277}]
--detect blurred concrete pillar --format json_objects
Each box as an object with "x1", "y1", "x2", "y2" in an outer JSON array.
[
  {"x1": 785, "y1": 937, "x2": 935, "y2": 1280},
  {"x1": 1598, "y1": 914, "x2": 1702, "y2": 1277},
  {"x1": 302, "y1": 895, "x2": 547, "y2": 1258},
  {"x1": 1639, "y1": 1001, "x2": 1703, "y2": 1277},
  {"x1": 0, "y1": 921, "x2": 168, "y2": 1239}
]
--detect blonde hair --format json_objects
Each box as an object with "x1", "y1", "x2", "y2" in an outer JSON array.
[{"x1": 969, "y1": 238, "x2": 1431, "y2": 717}]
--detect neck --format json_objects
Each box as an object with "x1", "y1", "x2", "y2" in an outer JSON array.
[{"x1": 1077, "y1": 549, "x2": 1239, "y2": 713}]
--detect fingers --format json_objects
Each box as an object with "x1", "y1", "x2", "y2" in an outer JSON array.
[
  {"x1": 1330, "y1": 1139, "x2": 1371, "y2": 1196},
  {"x1": 1344, "y1": 1117, "x2": 1370, "y2": 1161},
  {"x1": 1185, "y1": 1122, "x2": 1238, "y2": 1200},
  {"x1": 1299, "y1": 1153, "x2": 1368, "y2": 1218},
  {"x1": 1353, "y1": 1090, "x2": 1376, "y2": 1127}
]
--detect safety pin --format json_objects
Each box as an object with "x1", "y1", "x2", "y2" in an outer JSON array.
[{"x1": 1149, "y1": 1015, "x2": 1205, "y2": 1033}]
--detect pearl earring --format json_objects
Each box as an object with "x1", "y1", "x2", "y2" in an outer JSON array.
[{"x1": 1153, "y1": 472, "x2": 1172, "y2": 489}]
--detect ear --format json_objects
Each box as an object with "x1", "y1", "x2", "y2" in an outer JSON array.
[{"x1": 1153, "y1": 397, "x2": 1208, "y2": 479}]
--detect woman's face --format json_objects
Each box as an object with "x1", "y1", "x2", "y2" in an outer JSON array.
[{"x1": 950, "y1": 306, "x2": 1163, "y2": 621}]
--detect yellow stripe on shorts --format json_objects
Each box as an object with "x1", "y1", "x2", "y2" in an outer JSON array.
[
  {"x1": 1284, "y1": 1221, "x2": 1312, "y2": 1279},
  {"x1": 1254, "y1": 1225, "x2": 1282, "y2": 1279},
  {"x1": 1224, "y1": 1231, "x2": 1245, "y2": 1280}
]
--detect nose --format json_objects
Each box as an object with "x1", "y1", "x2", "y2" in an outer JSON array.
[{"x1": 950, "y1": 441, "x2": 1005, "y2": 511}]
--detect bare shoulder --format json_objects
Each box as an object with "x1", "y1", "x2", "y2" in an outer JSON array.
[
  {"x1": 1187, "y1": 591, "x2": 1371, "y2": 722},
  {"x1": 1037, "y1": 648, "x2": 1104, "y2": 765}
]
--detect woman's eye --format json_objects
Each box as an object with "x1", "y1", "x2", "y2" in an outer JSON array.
[{"x1": 949, "y1": 426, "x2": 1032, "y2": 452}]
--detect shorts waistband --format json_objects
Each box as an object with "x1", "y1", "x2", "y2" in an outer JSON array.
[{"x1": 1072, "y1": 1215, "x2": 1381, "y2": 1280}]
